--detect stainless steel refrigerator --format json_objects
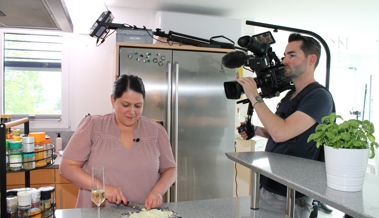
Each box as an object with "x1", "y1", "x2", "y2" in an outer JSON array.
[{"x1": 119, "y1": 46, "x2": 236, "y2": 202}]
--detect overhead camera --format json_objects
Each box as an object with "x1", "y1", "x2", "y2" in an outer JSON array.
[{"x1": 222, "y1": 31, "x2": 293, "y2": 99}]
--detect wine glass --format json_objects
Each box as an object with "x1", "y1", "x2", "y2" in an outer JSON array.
[{"x1": 91, "y1": 166, "x2": 105, "y2": 217}]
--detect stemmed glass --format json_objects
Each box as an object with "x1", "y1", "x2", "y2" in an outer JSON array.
[{"x1": 91, "y1": 166, "x2": 105, "y2": 218}]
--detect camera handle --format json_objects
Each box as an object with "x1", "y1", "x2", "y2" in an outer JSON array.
[{"x1": 236, "y1": 99, "x2": 255, "y2": 139}]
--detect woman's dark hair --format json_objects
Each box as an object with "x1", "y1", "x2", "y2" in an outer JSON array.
[
  {"x1": 113, "y1": 74, "x2": 145, "y2": 100},
  {"x1": 288, "y1": 33, "x2": 321, "y2": 68}
]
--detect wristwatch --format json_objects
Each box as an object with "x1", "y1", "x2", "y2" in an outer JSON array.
[{"x1": 251, "y1": 96, "x2": 264, "y2": 106}]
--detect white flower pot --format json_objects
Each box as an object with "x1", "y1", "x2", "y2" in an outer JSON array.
[{"x1": 324, "y1": 146, "x2": 369, "y2": 192}]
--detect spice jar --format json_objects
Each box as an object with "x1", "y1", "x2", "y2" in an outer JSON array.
[
  {"x1": 6, "y1": 190, "x2": 18, "y2": 218},
  {"x1": 31, "y1": 189, "x2": 41, "y2": 208},
  {"x1": 29, "y1": 132, "x2": 46, "y2": 167},
  {"x1": 23, "y1": 153, "x2": 36, "y2": 170},
  {"x1": 18, "y1": 191, "x2": 32, "y2": 218},
  {"x1": 22, "y1": 136, "x2": 35, "y2": 153},
  {"x1": 8, "y1": 140, "x2": 23, "y2": 171},
  {"x1": 39, "y1": 187, "x2": 53, "y2": 218},
  {"x1": 30, "y1": 189, "x2": 42, "y2": 218}
]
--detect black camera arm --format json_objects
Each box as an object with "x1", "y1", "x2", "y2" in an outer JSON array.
[
  {"x1": 245, "y1": 20, "x2": 331, "y2": 90},
  {"x1": 236, "y1": 100, "x2": 255, "y2": 139}
]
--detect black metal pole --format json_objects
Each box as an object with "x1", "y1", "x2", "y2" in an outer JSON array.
[
  {"x1": 245, "y1": 20, "x2": 331, "y2": 90},
  {"x1": 0, "y1": 124, "x2": 6, "y2": 218}
]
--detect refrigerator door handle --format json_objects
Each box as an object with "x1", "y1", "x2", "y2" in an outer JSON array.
[
  {"x1": 166, "y1": 61, "x2": 172, "y2": 203},
  {"x1": 167, "y1": 61, "x2": 172, "y2": 141},
  {"x1": 173, "y1": 62, "x2": 179, "y2": 202}
]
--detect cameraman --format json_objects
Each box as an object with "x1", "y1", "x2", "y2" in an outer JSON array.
[{"x1": 237, "y1": 33, "x2": 334, "y2": 218}]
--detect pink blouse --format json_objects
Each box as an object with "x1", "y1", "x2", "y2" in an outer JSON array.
[{"x1": 62, "y1": 113, "x2": 176, "y2": 208}]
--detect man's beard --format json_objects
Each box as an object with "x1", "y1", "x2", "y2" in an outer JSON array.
[{"x1": 284, "y1": 65, "x2": 306, "y2": 80}]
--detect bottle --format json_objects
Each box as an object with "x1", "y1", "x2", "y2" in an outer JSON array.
[{"x1": 55, "y1": 133, "x2": 62, "y2": 153}]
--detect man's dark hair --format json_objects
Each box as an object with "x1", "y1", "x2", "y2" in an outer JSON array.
[
  {"x1": 288, "y1": 33, "x2": 321, "y2": 68},
  {"x1": 113, "y1": 74, "x2": 145, "y2": 100}
]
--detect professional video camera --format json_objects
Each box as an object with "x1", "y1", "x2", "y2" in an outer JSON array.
[
  {"x1": 222, "y1": 31, "x2": 293, "y2": 99},
  {"x1": 222, "y1": 32, "x2": 294, "y2": 139}
]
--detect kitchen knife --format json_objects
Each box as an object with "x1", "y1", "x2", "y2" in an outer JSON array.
[{"x1": 125, "y1": 201, "x2": 144, "y2": 211}]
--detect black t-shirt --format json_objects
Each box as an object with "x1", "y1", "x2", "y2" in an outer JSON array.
[{"x1": 261, "y1": 82, "x2": 334, "y2": 197}]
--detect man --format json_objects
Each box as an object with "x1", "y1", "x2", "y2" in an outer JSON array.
[{"x1": 237, "y1": 33, "x2": 334, "y2": 218}]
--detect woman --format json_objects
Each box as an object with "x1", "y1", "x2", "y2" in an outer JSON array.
[{"x1": 59, "y1": 74, "x2": 177, "y2": 210}]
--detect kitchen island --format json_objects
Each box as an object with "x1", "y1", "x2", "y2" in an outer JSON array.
[
  {"x1": 226, "y1": 151, "x2": 379, "y2": 218},
  {"x1": 54, "y1": 196, "x2": 287, "y2": 218}
]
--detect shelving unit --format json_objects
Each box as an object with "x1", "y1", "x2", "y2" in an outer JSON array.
[{"x1": 1, "y1": 118, "x2": 29, "y2": 218}]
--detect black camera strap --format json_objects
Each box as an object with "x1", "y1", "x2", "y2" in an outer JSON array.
[{"x1": 277, "y1": 82, "x2": 335, "y2": 160}]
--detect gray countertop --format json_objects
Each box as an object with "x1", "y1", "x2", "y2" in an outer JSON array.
[
  {"x1": 226, "y1": 151, "x2": 379, "y2": 218},
  {"x1": 55, "y1": 196, "x2": 287, "y2": 218}
]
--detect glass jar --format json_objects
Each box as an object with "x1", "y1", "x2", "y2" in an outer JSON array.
[
  {"x1": 23, "y1": 153, "x2": 36, "y2": 170},
  {"x1": 17, "y1": 191, "x2": 32, "y2": 218},
  {"x1": 22, "y1": 136, "x2": 35, "y2": 153},
  {"x1": 31, "y1": 189, "x2": 41, "y2": 209},
  {"x1": 6, "y1": 190, "x2": 18, "y2": 218},
  {"x1": 39, "y1": 186, "x2": 55, "y2": 205},
  {"x1": 39, "y1": 188, "x2": 52, "y2": 218},
  {"x1": 29, "y1": 132, "x2": 46, "y2": 167},
  {"x1": 8, "y1": 140, "x2": 23, "y2": 171}
]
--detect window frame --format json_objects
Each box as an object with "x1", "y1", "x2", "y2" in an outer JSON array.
[{"x1": 0, "y1": 29, "x2": 70, "y2": 130}]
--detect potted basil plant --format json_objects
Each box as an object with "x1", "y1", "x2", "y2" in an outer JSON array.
[{"x1": 307, "y1": 113, "x2": 379, "y2": 192}]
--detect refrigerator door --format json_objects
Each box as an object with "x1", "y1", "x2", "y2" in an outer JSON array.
[
  {"x1": 119, "y1": 47, "x2": 236, "y2": 202},
  {"x1": 172, "y1": 50, "x2": 235, "y2": 201},
  {"x1": 119, "y1": 47, "x2": 173, "y2": 130}
]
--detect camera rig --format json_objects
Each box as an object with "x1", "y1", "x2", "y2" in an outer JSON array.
[
  {"x1": 222, "y1": 31, "x2": 295, "y2": 139},
  {"x1": 223, "y1": 21, "x2": 331, "y2": 139}
]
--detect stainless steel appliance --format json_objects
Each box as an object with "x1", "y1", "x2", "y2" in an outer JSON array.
[{"x1": 119, "y1": 46, "x2": 236, "y2": 202}]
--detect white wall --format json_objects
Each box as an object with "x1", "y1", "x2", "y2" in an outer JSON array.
[{"x1": 66, "y1": 7, "x2": 155, "y2": 129}]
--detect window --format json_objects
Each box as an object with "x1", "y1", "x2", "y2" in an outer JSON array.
[{"x1": 1, "y1": 32, "x2": 68, "y2": 129}]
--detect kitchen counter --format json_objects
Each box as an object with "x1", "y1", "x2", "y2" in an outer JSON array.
[
  {"x1": 226, "y1": 151, "x2": 379, "y2": 218},
  {"x1": 55, "y1": 196, "x2": 287, "y2": 218}
]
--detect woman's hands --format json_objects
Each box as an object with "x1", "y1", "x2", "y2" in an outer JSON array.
[
  {"x1": 144, "y1": 191, "x2": 163, "y2": 210},
  {"x1": 105, "y1": 185, "x2": 127, "y2": 205},
  {"x1": 105, "y1": 186, "x2": 163, "y2": 210},
  {"x1": 104, "y1": 185, "x2": 164, "y2": 210}
]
